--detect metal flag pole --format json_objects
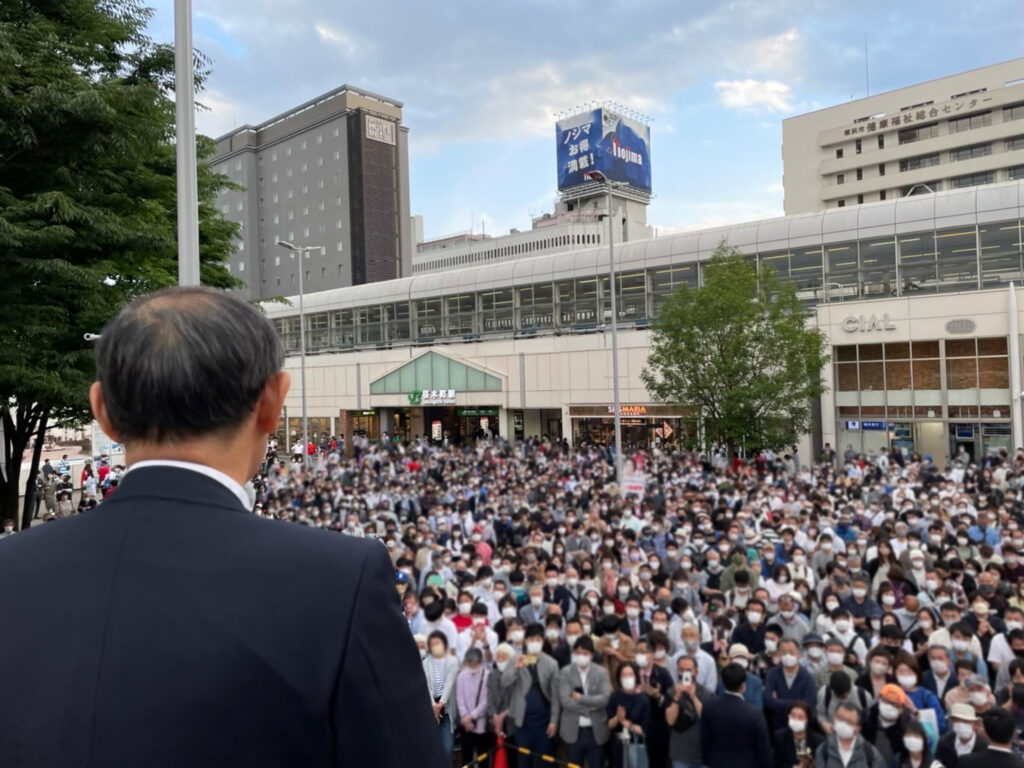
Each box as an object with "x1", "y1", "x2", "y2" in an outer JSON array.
[{"x1": 175, "y1": 0, "x2": 201, "y2": 286}]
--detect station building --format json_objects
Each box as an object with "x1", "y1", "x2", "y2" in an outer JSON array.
[{"x1": 265, "y1": 180, "x2": 1024, "y2": 466}]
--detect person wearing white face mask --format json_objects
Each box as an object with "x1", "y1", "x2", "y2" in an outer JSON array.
[
  {"x1": 720, "y1": 644, "x2": 765, "y2": 708},
  {"x1": 773, "y1": 701, "x2": 824, "y2": 768},
  {"x1": 557, "y1": 636, "x2": 611, "y2": 768},
  {"x1": 500, "y1": 624, "x2": 561, "y2": 760},
  {"x1": 764, "y1": 639, "x2": 817, "y2": 731},
  {"x1": 921, "y1": 645, "x2": 958, "y2": 703},
  {"x1": 987, "y1": 606, "x2": 1024, "y2": 680},
  {"x1": 892, "y1": 720, "x2": 931, "y2": 768},
  {"x1": 423, "y1": 631, "x2": 460, "y2": 758},
  {"x1": 519, "y1": 585, "x2": 550, "y2": 626},
  {"x1": 487, "y1": 644, "x2": 515, "y2": 743},
  {"x1": 814, "y1": 702, "x2": 883, "y2": 768},
  {"x1": 935, "y1": 703, "x2": 989, "y2": 768}
]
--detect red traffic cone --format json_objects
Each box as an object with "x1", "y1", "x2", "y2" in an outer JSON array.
[{"x1": 492, "y1": 733, "x2": 508, "y2": 768}]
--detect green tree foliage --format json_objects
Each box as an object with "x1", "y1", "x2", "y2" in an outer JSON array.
[
  {"x1": 641, "y1": 246, "x2": 828, "y2": 454},
  {"x1": 0, "y1": 0, "x2": 240, "y2": 527}
]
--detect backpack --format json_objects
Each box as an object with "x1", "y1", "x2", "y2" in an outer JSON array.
[{"x1": 824, "y1": 683, "x2": 870, "y2": 714}]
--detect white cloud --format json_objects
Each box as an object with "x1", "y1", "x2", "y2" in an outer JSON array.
[
  {"x1": 654, "y1": 199, "x2": 785, "y2": 233},
  {"x1": 750, "y1": 28, "x2": 801, "y2": 75},
  {"x1": 714, "y1": 79, "x2": 794, "y2": 112},
  {"x1": 314, "y1": 22, "x2": 360, "y2": 58}
]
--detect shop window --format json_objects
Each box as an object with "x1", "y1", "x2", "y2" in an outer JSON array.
[
  {"x1": 945, "y1": 338, "x2": 976, "y2": 357},
  {"x1": 835, "y1": 345, "x2": 858, "y2": 362},
  {"x1": 858, "y1": 343, "x2": 883, "y2": 361},
  {"x1": 858, "y1": 361, "x2": 884, "y2": 390},
  {"x1": 979, "y1": 356, "x2": 1009, "y2": 389},
  {"x1": 946, "y1": 357, "x2": 978, "y2": 389},
  {"x1": 911, "y1": 359, "x2": 940, "y2": 389},
  {"x1": 977, "y1": 337, "x2": 1008, "y2": 355},
  {"x1": 885, "y1": 361, "x2": 911, "y2": 389},
  {"x1": 836, "y1": 364, "x2": 859, "y2": 391},
  {"x1": 884, "y1": 342, "x2": 910, "y2": 359}
]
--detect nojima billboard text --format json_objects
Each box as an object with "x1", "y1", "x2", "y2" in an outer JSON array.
[{"x1": 556, "y1": 109, "x2": 651, "y2": 193}]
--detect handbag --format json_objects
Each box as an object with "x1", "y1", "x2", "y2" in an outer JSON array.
[{"x1": 620, "y1": 732, "x2": 648, "y2": 768}]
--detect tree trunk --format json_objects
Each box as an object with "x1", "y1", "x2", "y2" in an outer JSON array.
[
  {"x1": 21, "y1": 409, "x2": 49, "y2": 529},
  {"x1": 0, "y1": 407, "x2": 38, "y2": 530}
]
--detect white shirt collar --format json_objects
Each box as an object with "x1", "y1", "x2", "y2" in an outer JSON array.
[{"x1": 130, "y1": 460, "x2": 251, "y2": 511}]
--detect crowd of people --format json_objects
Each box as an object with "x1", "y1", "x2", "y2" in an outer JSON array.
[
  {"x1": 240, "y1": 434, "x2": 1024, "y2": 768},
  {"x1": 12, "y1": 430, "x2": 1024, "y2": 768}
]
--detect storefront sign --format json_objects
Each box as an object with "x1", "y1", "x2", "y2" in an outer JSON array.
[
  {"x1": 608, "y1": 405, "x2": 648, "y2": 416},
  {"x1": 862, "y1": 421, "x2": 886, "y2": 431},
  {"x1": 408, "y1": 389, "x2": 456, "y2": 406},
  {"x1": 458, "y1": 408, "x2": 498, "y2": 416},
  {"x1": 431, "y1": 420, "x2": 443, "y2": 441},
  {"x1": 844, "y1": 420, "x2": 860, "y2": 430},
  {"x1": 841, "y1": 314, "x2": 896, "y2": 333}
]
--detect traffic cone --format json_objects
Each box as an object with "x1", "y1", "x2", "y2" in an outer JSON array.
[{"x1": 492, "y1": 733, "x2": 508, "y2": 768}]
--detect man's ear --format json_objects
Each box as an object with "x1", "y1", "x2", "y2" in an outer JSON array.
[
  {"x1": 255, "y1": 371, "x2": 291, "y2": 435},
  {"x1": 89, "y1": 382, "x2": 121, "y2": 442}
]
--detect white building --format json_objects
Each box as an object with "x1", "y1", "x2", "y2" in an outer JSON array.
[{"x1": 783, "y1": 58, "x2": 1024, "y2": 215}]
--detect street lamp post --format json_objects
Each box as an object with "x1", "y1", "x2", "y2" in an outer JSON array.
[
  {"x1": 277, "y1": 241, "x2": 323, "y2": 467},
  {"x1": 585, "y1": 171, "x2": 627, "y2": 485},
  {"x1": 174, "y1": 0, "x2": 200, "y2": 286}
]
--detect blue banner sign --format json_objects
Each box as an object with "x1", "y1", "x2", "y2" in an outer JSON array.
[{"x1": 556, "y1": 108, "x2": 652, "y2": 193}]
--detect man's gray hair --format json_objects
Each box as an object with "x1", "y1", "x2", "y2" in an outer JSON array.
[{"x1": 95, "y1": 287, "x2": 283, "y2": 443}]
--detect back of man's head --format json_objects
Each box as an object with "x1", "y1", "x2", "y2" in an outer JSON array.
[
  {"x1": 721, "y1": 662, "x2": 746, "y2": 693},
  {"x1": 93, "y1": 287, "x2": 285, "y2": 446},
  {"x1": 980, "y1": 706, "x2": 1015, "y2": 746}
]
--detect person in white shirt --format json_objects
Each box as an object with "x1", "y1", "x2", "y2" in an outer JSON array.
[
  {"x1": 987, "y1": 606, "x2": 1024, "y2": 675},
  {"x1": 669, "y1": 622, "x2": 718, "y2": 693},
  {"x1": 455, "y1": 606, "x2": 498, "y2": 663}
]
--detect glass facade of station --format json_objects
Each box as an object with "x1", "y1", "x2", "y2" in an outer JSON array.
[{"x1": 271, "y1": 218, "x2": 1024, "y2": 353}]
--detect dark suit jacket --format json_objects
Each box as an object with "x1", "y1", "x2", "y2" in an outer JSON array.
[
  {"x1": 959, "y1": 748, "x2": 1024, "y2": 768},
  {"x1": 699, "y1": 692, "x2": 773, "y2": 768},
  {"x1": 935, "y1": 729, "x2": 988, "y2": 768},
  {"x1": 0, "y1": 467, "x2": 446, "y2": 768},
  {"x1": 619, "y1": 616, "x2": 653, "y2": 640},
  {"x1": 922, "y1": 670, "x2": 959, "y2": 702}
]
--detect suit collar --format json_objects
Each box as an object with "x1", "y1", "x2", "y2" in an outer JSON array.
[{"x1": 108, "y1": 465, "x2": 251, "y2": 513}]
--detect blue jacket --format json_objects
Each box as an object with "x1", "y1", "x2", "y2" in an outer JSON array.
[
  {"x1": 967, "y1": 525, "x2": 1000, "y2": 547},
  {"x1": 905, "y1": 686, "x2": 947, "y2": 733},
  {"x1": 764, "y1": 664, "x2": 817, "y2": 730}
]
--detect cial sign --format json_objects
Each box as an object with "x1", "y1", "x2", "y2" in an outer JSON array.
[
  {"x1": 365, "y1": 115, "x2": 396, "y2": 146},
  {"x1": 861, "y1": 421, "x2": 886, "y2": 431},
  {"x1": 842, "y1": 314, "x2": 896, "y2": 333}
]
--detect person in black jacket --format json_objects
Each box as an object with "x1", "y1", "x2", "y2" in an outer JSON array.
[
  {"x1": 773, "y1": 701, "x2": 824, "y2": 768},
  {"x1": 0, "y1": 288, "x2": 447, "y2": 768},
  {"x1": 635, "y1": 636, "x2": 673, "y2": 768},
  {"x1": 700, "y1": 663, "x2": 773, "y2": 768},
  {"x1": 936, "y1": 703, "x2": 989, "y2": 768}
]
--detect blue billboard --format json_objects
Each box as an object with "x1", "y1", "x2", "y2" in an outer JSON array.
[{"x1": 556, "y1": 108, "x2": 652, "y2": 193}]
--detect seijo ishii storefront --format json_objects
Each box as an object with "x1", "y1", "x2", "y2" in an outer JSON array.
[{"x1": 818, "y1": 285, "x2": 1024, "y2": 466}]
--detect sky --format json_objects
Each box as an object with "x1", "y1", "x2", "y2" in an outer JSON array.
[{"x1": 146, "y1": 1, "x2": 1024, "y2": 241}]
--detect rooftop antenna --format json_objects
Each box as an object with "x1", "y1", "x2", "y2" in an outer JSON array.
[{"x1": 864, "y1": 32, "x2": 870, "y2": 97}]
